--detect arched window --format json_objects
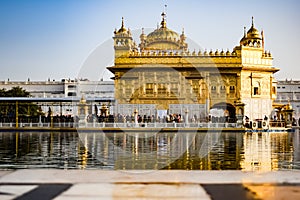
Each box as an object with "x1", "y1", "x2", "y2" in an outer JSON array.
[
  {"x1": 253, "y1": 81, "x2": 261, "y2": 95},
  {"x1": 229, "y1": 86, "x2": 235, "y2": 93},
  {"x1": 272, "y1": 86, "x2": 276, "y2": 95},
  {"x1": 211, "y1": 86, "x2": 216, "y2": 93},
  {"x1": 220, "y1": 85, "x2": 226, "y2": 92}
]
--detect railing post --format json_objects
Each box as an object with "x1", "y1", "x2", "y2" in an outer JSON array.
[
  {"x1": 15, "y1": 101, "x2": 19, "y2": 128},
  {"x1": 38, "y1": 115, "x2": 42, "y2": 127},
  {"x1": 50, "y1": 115, "x2": 53, "y2": 128}
]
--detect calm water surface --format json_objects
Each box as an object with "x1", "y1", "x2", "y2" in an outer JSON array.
[{"x1": 0, "y1": 130, "x2": 299, "y2": 171}]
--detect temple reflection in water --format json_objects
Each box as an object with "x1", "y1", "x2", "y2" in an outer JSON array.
[
  {"x1": 0, "y1": 131, "x2": 298, "y2": 170},
  {"x1": 240, "y1": 132, "x2": 293, "y2": 171},
  {"x1": 70, "y1": 130, "x2": 300, "y2": 170}
]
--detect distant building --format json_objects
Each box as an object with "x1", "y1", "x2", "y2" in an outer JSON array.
[
  {"x1": 0, "y1": 79, "x2": 114, "y2": 116},
  {"x1": 275, "y1": 80, "x2": 300, "y2": 120}
]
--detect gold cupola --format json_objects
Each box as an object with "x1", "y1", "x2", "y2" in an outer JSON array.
[
  {"x1": 140, "y1": 12, "x2": 187, "y2": 50},
  {"x1": 247, "y1": 17, "x2": 261, "y2": 39},
  {"x1": 114, "y1": 17, "x2": 128, "y2": 35},
  {"x1": 240, "y1": 17, "x2": 262, "y2": 48}
]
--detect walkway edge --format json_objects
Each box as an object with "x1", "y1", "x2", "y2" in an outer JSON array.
[{"x1": 1, "y1": 170, "x2": 300, "y2": 184}]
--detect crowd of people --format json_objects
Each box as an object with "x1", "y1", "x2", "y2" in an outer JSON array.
[
  {"x1": 85, "y1": 113, "x2": 234, "y2": 124},
  {"x1": 0, "y1": 112, "x2": 237, "y2": 125},
  {"x1": 0, "y1": 113, "x2": 76, "y2": 124}
]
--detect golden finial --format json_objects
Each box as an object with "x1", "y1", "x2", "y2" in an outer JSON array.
[
  {"x1": 251, "y1": 16, "x2": 254, "y2": 27},
  {"x1": 116, "y1": 17, "x2": 127, "y2": 34},
  {"x1": 161, "y1": 12, "x2": 166, "y2": 28},
  {"x1": 160, "y1": 4, "x2": 167, "y2": 28},
  {"x1": 180, "y1": 28, "x2": 186, "y2": 41},
  {"x1": 244, "y1": 26, "x2": 246, "y2": 37},
  {"x1": 121, "y1": 17, "x2": 124, "y2": 28}
]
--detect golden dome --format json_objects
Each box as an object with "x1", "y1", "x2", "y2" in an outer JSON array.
[
  {"x1": 240, "y1": 17, "x2": 262, "y2": 47},
  {"x1": 114, "y1": 17, "x2": 128, "y2": 34},
  {"x1": 246, "y1": 17, "x2": 261, "y2": 39},
  {"x1": 147, "y1": 11, "x2": 180, "y2": 42},
  {"x1": 139, "y1": 12, "x2": 187, "y2": 50},
  {"x1": 247, "y1": 27, "x2": 261, "y2": 39},
  {"x1": 147, "y1": 27, "x2": 180, "y2": 42}
]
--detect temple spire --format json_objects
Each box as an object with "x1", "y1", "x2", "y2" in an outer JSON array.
[
  {"x1": 114, "y1": 17, "x2": 127, "y2": 34},
  {"x1": 121, "y1": 17, "x2": 125, "y2": 29},
  {"x1": 160, "y1": 4, "x2": 167, "y2": 28},
  {"x1": 161, "y1": 12, "x2": 166, "y2": 28}
]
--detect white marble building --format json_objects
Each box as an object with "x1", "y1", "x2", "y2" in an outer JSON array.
[
  {"x1": 0, "y1": 79, "x2": 114, "y2": 116},
  {"x1": 275, "y1": 79, "x2": 300, "y2": 120}
]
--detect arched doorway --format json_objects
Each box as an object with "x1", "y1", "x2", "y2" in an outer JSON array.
[{"x1": 210, "y1": 102, "x2": 236, "y2": 123}]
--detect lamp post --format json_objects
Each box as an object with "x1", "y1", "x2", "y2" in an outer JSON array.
[
  {"x1": 134, "y1": 108, "x2": 138, "y2": 126},
  {"x1": 38, "y1": 106, "x2": 42, "y2": 127},
  {"x1": 15, "y1": 101, "x2": 18, "y2": 128},
  {"x1": 185, "y1": 108, "x2": 189, "y2": 126}
]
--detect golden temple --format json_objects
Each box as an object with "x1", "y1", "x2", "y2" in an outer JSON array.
[{"x1": 107, "y1": 12, "x2": 279, "y2": 122}]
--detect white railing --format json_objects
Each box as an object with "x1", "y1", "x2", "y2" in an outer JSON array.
[{"x1": 0, "y1": 122, "x2": 242, "y2": 129}]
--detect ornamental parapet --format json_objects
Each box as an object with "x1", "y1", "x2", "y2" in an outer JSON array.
[
  {"x1": 126, "y1": 49, "x2": 273, "y2": 58},
  {"x1": 128, "y1": 49, "x2": 239, "y2": 57}
]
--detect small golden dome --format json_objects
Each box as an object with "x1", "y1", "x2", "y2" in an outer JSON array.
[
  {"x1": 247, "y1": 27, "x2": 261, "y2": 39},
  {"x1": 240, "y1": 17, "x2": 262, "y2": 47},
  {"x1": 115, "y1": 17, "x2": 127, "y2": 34},
  {"x1": 246, "y1": 17, "x2": 261, "y2": 39}
]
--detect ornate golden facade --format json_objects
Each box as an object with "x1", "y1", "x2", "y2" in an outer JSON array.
[{"x1": 108, "y1": 13, "x2": 278, "y2": 121}]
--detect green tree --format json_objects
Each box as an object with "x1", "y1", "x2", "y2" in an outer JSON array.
[
  {"x1": 5, "y1": 86, "x2": 30, "y2": 97},
  {"x1": 0, "y1": 88, "x2": 7, "y2": 97},
  {"x1": 0, "y1": 87, "x2": 39, "y2": 122}
]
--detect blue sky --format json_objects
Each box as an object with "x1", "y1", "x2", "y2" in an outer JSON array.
[{"x1": 0, "y1": 0, "x2": 299, "y2": 81}]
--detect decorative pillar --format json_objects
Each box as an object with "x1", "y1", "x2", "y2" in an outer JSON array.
[
  {"x1": 235, "y1": 100, "x2": 245, "y2": 126},
  {"x1": 154, "y1": 84, "x2": 157, "y2": 97},
  {"x1": 38, "y1": 106, "x2": 42, "y2": 127},
  {"x1": 38, "y1": 115, "x2": 42, "y2": 127},
  {"x1": 283, "y1": 103, "x2": 294, "y2": 128},
  {"x1": 100, "y1": 104, "x2": 108, "y2": 117},
  {"x1": 78, "y1": 96, "x2": 88, "y2": 128},
  {"x1": 185, "y1": 108, "x2": 189, "y2": 126}
]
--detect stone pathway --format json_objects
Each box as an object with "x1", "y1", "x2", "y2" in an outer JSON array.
[{"x1": 0, "y1": 170, "x2": 300, "y2": 199}]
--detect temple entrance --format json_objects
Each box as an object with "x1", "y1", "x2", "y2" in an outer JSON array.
[{"x1": 210, "y1": 103, "x2": 236, "y2": 123}]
